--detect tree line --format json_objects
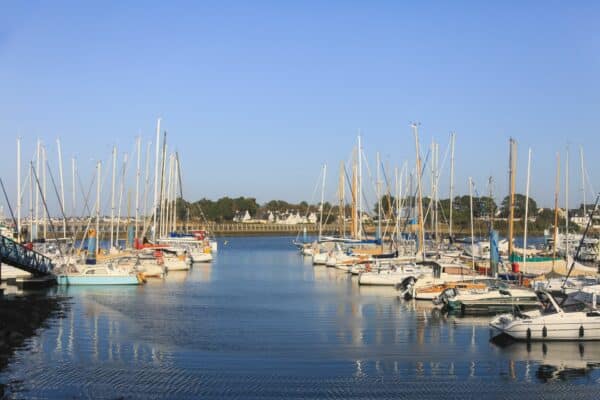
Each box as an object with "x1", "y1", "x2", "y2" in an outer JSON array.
[{"x1": 175, "y1": 194, "x2": 580, "y2": 233}]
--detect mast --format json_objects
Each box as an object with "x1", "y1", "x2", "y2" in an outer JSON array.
[
  {"x1": 523, "y1": 148, "x2": 532, "y2": 274},
  {"x1": 110, "y1": 146, "x2": 117, "y2": 247},
  {"x1": 72, "y1": 157, "x2": 77, "y2": 217},
  {"x1": 357, "y1": 133, "x2": 362, "y2": 240},
  {"x1": 412, "y1": 123, "x2": 425, "y2": 257},
  {"x1": 116, "y1": 153, "x2": 129, "y2": 249},
  {"x1": 318, "y1": 164, "x2": 327, "y2": 240},
  {"x1": 580, "y1": 146, "x2": 587, "y2": 218},
  {"x1": 552, "y1": 153, "x2": 560, "y2": 268},
  {"x1": 142, "y1": 141, "x2": 152, "y2": 236},
  {"x1": 469, "y1": 177, "x2": 475, "y2": 270},
  {"x1": 165, "y1": 154, "x2": 173, "y2": 234},
  {"x1": 507, "y1": 138, "x2": 517, "y2": 259},
  {"x1": 428, "y1": 139, "x2": 435, "y2": 234},
  {"x1": 158, "y1": 135, "x2": 167, "y2": 238},
  {"x1": 96, "y1": 161, "x2": 101, "y2": 256},
  {"x1": 35, "y1": 139, "x2": 40, "y2": 240},
  {"x1": 57, "y1": 138, "x2": 66, "y2": 238},
  {"x1": 434, "y1": 142, "x2": 439, "y2": 244},
  {"x1": 173, "y1": 155, "x2": 179, "y2": 232},
  {"x1": 42, "y1": 146, "x2": 47, "y2": 240},
  {"x1": 152, "y1": 118, "x2": 161, "y2": 242},
  {"x1": 565, "y1": 147, "x2": 569, "y2": 257},
  {"x1": 16, "y1": 137, "x2": 21, "y2": 242},
  {"x1": 376, "y1": 151, "x2": 382, "y2": 243},
  {"x1": 135, "y1": 136, "x2": 141, "y2": 239},
  {"x1": 351, "y1": 148, "x2": 358, "y2": 239},
  {"x1": 338, "y1": 161, "x2": 345, "y2": 237},
  {"x1": 449, "y1": 132, "x2": 455, "y2": 240},
  {"x1": 394, "y1": 166, "x2": 399, "y2": 243},
  {"x1": 29, "y1": 164, "x2": 33, "y2": 242}
]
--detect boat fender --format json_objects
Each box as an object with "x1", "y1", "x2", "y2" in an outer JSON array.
[
  {"x1": 542, "y1": 326, "x2": 547, "y2": 338},
  {"x1": 526, "y1": 328, "x2": 532, "y2": 342},
  {"x1": 579, "y1": 326, "x2": 584, "y2": 338}
]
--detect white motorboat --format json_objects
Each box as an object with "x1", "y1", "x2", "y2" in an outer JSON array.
[
  {"x1": 358, "y1": 263, "x2": 432, "y2": 286},
  {"x1": 440, "y1": 285, "x2": 540, "y2": 314},
  {"x1": 490, "y1": 291, "x2": 600, "y2": 341}
]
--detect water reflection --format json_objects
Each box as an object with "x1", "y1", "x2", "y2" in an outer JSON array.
[
  {"x1": 491, "y1": 335, "x2": 600, "y2": 382},
  {"x1": 3, "y1": 237, "x2": 600, "y2": 399}
]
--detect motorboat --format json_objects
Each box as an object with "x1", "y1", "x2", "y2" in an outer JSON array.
[
  {"x1": 490, "y1": 291, "x2": 600, "y2": 340},
  {"x1": 358, "y1": 263, "x2": 433, "y2": 286},
  {"x1": 438, "y1": 284, "x2": 540, "y2": 314}
]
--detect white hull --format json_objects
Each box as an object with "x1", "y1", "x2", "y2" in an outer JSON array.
[
  {"x1": 312, "y1": 253, "x2": 329, "y2": 265},
  {"x1": 491, "y1": 291, "x2": 600, "y2": 341},
  {"x1": 191, "y1": 252, "x2": 213, "y2": 263},
  {"x1": 492, "y1": 311, "x2": 600, "y2": 340},
  {"x1": 358, "y1": 265, "x2": 431, "y2": 286}
]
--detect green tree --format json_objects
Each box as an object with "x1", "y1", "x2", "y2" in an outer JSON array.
[{"x1": 500, "y1": 194, "x2": 537, "y2": 218}]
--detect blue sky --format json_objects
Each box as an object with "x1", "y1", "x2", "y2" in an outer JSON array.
[{"x1": 1, "y1": 1, "x2": 599, "y2": 213}]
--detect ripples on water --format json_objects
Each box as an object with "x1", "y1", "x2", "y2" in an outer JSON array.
[{"x1": 2, "y1": 236, "x2": 600, "y2": 399}]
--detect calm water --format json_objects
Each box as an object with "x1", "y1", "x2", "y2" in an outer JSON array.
[{"x1": 2, "y1": 236, "x2": 600, "y2": 399}]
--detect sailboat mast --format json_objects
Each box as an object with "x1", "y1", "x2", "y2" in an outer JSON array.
[
  {"x1": 152, "y1": 118, "x2": 161, "y2": 242},
  {"x1": 72, "y1": 157, "x2": 77, "y2": 217},
  {"x1": 449, "y1": 132, "x2": 455, "y2": 240},
  {"x1": 35, "y1": 139, "x2": 40, "y2": 240},
  {"x1": 57, "y1": 138, "x2": 66, "y2": 238},
  {"x1": 565, "y1": 147, "x2": 569, "y2": 257},
  {"x1": 29, "y1": 164, "x2": 33, "y2": 242},
  {"x1": 110, "y1": 145, "x2": 117, "y2": 247},
  {"x1": 580, "y1": 146, "x2": 586, "y2": 218},
  {"x1": 430, "y1": 139, "x2": 435, "y2": 234},
  {"x1": 412, "y1": 123, "x2": 425, "y2": 256},
  {"x1": 523, "y1": 148, "x2": 532, "y2": 274},
  {"x1": 142, "y1": 141, "x2": 152, "y2": 236},
  {"x1": 96, "y1": 161, "x2": 101, "y2": 256},
  {"x1": 357, "y1": 134, "x2": 362, "y2": 240},
  {"x1": 351, "y1": 149, "x2": 358, "y2": 239},
  {"x1": 507, "y1": 138, "x2": 517, "y2": 259},
  {"x1": 16, "y1": 137, "x2": 21, "y2": 241},
  {"x1": 159, "y1": 134, "x2": 168, "y2": 238},
  {"x1": 173, "y1": 155, "x2": 179, "y2": 232},
  {"x1": 376, "y1": 151, "x2": 382, "y2": 243},
  {"x1": 116, "y1": 153, "x2": 128, "y2": 248},
  {"x1": 552, "y1": 153, "x2": 560, "y2": 268},
  {"x1": 42, "y1": 146, "x2": 47, "y2": 240},
  {"x1": 339, "y1": 161, "x2": 345, "y2": 237},
  {"x1": 469, "y1": 177, "x2": 475, "y2": 270},
  {"x1": 135, "y1": 136, "x2": 141, "y2": 239},
  {"x1": 434, "y1": 142, "x2": 439, "y2": 244},
  {"x1": 318, "y1": 164, "x2": 327, "y2": 240}
]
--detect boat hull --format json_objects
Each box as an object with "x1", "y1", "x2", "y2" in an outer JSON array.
[
  {"x1": 491, "y1": 312, "x2": 600, "y2": 341},
  {"x1": 57, "y1": 275, "x2": 140, "y2": 285}
]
